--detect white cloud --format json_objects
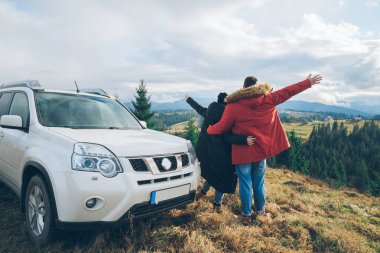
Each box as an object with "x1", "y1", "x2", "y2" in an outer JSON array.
[
  {"x1": 280, "y1": 14, "x2": 369, "y2": 58},
  {"x1": 366, "y1": 0, "x2": 379, "y2": 8},
  {"x1": 0, "y1": 0, "x2": 379, "y2": 109},
  {"x1": 338, "y1": 0, "x2": 347, "y2": 7}
]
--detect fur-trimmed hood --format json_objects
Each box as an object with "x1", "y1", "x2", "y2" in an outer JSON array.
[{"x1": 225, "y1": 83, "x2": 273, "y2": 104}]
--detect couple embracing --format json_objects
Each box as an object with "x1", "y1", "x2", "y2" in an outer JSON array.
[{"x1": 185, "y1": 74, "x2": 322, "y2": 225}]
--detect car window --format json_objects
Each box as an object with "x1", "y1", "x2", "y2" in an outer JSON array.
[
  {"x1": 0, "y1": 92, "x2": 14, "y2": 118},
  {"x1": 35, "y1": 92, "x2": 142, "y2": 130},
  {"x1": 9, "y1": 92, "x2": 29, "y2": 128}
]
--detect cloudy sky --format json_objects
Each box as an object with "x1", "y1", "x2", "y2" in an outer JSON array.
[{"x1": 0, "y1": 0, "x2": 379, "y2": 109}]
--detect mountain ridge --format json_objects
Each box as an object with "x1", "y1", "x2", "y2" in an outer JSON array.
[{"x1": 124, "y1": 99, "x2": 373, "y2": 116}]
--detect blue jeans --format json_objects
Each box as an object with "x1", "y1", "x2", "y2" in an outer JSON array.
[
  {"x1": 236, "y1": 160, "x2": 266, "y2": 216},
  {"x1": 202, "y1": 181, "x2": 224, "y2": 205}
]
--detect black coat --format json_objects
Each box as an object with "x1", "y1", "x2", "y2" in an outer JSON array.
[{"x1": 186, "y1": 97, "x2": 247, "y2": 193}]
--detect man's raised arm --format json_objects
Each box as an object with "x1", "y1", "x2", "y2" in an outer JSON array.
[
  {"x1": 207, "y1": 105, "x2": 234, "y2": 135},
  {"x1": 264, "y1": 74, "x2": 322, "y2": 106}
]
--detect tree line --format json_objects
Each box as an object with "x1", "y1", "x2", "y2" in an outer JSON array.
[
  {"x1": 279, "y1": 111, "x2": 352, "y2": 123},
  {"x1": 269, "y1": 121, "x2": 380, "y2": 195}
]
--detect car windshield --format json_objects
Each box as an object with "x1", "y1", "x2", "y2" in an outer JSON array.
[{"x1": 35, "y1": 92, "x2": 142, "y2": 130}]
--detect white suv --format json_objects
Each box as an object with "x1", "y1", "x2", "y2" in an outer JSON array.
[{"x1": 0, "y1": 80, "x2": 200, "y2": 246}]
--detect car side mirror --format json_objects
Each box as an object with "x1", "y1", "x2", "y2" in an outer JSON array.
[
  {"x1": 0, "y1": 115, "x2": 24, "y2": 129},
  {"x1": 140, "y1": 121, "x2": 147, "y2": 128}
]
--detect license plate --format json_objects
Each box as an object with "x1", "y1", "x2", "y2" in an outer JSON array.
[{"x1": 151, "y1": 184, "x2": 190, "y2": 205}]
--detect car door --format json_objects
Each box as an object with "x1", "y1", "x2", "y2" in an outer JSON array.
[
  {"x1": 0, "y1": 92, "x2": 30, "y2": 188},
  {"x1": 0, "y1": 92, "x2": 15, "y2": 181}
]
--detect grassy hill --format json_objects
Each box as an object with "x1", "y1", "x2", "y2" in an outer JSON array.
[{"x1": 0, "y1": 169, "x2": 379, "y2": 252}]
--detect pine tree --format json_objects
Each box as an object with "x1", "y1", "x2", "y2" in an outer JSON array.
[
  {"x1": 185, "y1": 115, "x2": 199, "y2": 145},
  {"x1": 352, "y1": 124, "x2": 360, "y2": 134},
  {"x1": 339, "y1": 122, "x2": 347, "y2": 138},
  {"x1": 131, "y1": 79, "x2": 155, "y2": 128},
  {"x1": 329, "y1": 162, "x2": 339, "y2": 181},
  {"x1": 288, "y1": 130, "x2": 309, "y2": 173},
  {"x1": 321, "y1": 157, "x2": 328, "y2": 180},
  {"x1": 354, "y1": 159, "x2": 370, "y2": 192},
  {"x1": 332, "y1": 120, "x2": 338, "y2": 133},
  {"x1": 314, "y1": 159, "x2": 322, "y2": 177},
  {"x1": 336, "y1": 160, "x2": 347, "y2": 188}
]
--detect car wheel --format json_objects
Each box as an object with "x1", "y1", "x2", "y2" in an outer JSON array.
[{"x1": 25, "y1": 175, "x2": 56, "y2": 246}]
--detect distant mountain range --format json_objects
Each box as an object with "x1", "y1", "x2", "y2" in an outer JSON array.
[
  {"x1": 124, "y1": 99, "x2": 374, "y2": 117},
  {"x1": 276, "y1": 101, "x2": 371, "y2": 117}
]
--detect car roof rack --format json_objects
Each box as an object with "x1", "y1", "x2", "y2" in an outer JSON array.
[
  {"x1": 0, "y1": 80, "x2": 43, "y2": 90},
  {"x1": 80, "y1": 88, "x2": 110, "y2": 98}
]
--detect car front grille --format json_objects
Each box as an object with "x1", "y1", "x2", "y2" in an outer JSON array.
[
  {"x1": 129, "y1": 159, "x2": 149, "y2": 172},
  {"x1": 153, "y1": 156, "x2": 177, "y2": 172},
  {"x1": 129, "y1": 153, "x2": 189, "y2": 173},
  {"x1": 181, "y1": 154, "x2": 189, "y2": 167}
]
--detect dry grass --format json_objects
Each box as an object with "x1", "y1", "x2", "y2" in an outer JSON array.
[
  {"x1": 164, "y1": 121, "x2": 202, "y2": 135},
  {"x1": 0, "y1": 168, "x2": 379, "y2": 253},
  {"x1": 165, "y1": 121, "x2": 189, "y2": 134}
]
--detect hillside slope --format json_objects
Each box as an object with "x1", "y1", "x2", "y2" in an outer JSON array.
[{"x1": 0, "y1": 169, "x2": 379, "y2": 252}]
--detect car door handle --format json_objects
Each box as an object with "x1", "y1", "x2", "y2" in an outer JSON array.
[{"x1": 0, "y1": 131, "x2": 4, "y2": 137}]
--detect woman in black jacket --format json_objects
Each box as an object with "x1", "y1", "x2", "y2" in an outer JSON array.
[{"x1": 185, "y1": 93, "x2": 255, "y2": 212}]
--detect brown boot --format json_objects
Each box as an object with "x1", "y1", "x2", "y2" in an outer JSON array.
[{"x1": 237, "y1": 215, "x2": 252, "y2": 226}]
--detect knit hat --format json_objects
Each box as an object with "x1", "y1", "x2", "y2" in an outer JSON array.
[
  {"x1": 217, "y1": 92, "x2": 228, "y2": 104},
  {"x1": 243, "y1": 76, "x2": 258, "y2": 88}
]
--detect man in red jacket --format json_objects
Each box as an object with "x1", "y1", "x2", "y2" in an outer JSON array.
[{"x1": 207, "y1": 74, "x2": 322, "y2": 225}]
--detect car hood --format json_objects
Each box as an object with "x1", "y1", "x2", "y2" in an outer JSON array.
[{"x1": 48, "y1": 128, "x2": 188, "y2": 157}]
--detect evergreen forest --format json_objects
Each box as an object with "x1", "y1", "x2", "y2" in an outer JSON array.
[{"x1": 270, "y1": 121, "x2": 380, "y2": 195}]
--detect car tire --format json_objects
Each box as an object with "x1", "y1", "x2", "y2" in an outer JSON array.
[{"x1": 25, "y1": 175, "x2": 56, "y2": 246}]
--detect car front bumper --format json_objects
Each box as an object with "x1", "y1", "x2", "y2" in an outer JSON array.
[
  {"x1": 52, "y1": 162, "x2": 200, "y2": 229},
  {"x1": 56, "y1": 190, "x2": 196, "y2": 230}
]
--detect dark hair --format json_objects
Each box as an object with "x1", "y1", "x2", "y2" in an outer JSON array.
[
  {"x1": 243, "y1": 76, "x2": 258, "y2": 88},
  {"x1": 217, "y1": 92, "x2": 228, "y2": 104}
]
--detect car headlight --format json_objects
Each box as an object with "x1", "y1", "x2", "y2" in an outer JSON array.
[
  {"x1": 72, "y1": 143, "x2": 123, "y2": 178},
  {"x1": 186, "y1": 140, "x2": 197, "y2": 164}
]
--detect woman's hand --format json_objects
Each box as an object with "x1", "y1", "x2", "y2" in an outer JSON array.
[
  {"x1": 247, "y1": 136, "x2": 256, "y2": 146},
  {"x1": 308, "y1": 74, "x2": 322, "y2": 86}
]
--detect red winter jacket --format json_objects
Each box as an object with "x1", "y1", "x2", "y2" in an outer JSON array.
[{"x1": 207, "y1": 79, "x2": 312, "y2": 165}]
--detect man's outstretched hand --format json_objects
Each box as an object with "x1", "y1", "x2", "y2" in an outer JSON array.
[
  {"x1": 308, "y1": 74, "x2": 322, "y2": 86},
  {"x1": 184, "y1": 95, "x2": 190, "y2": 101}
]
